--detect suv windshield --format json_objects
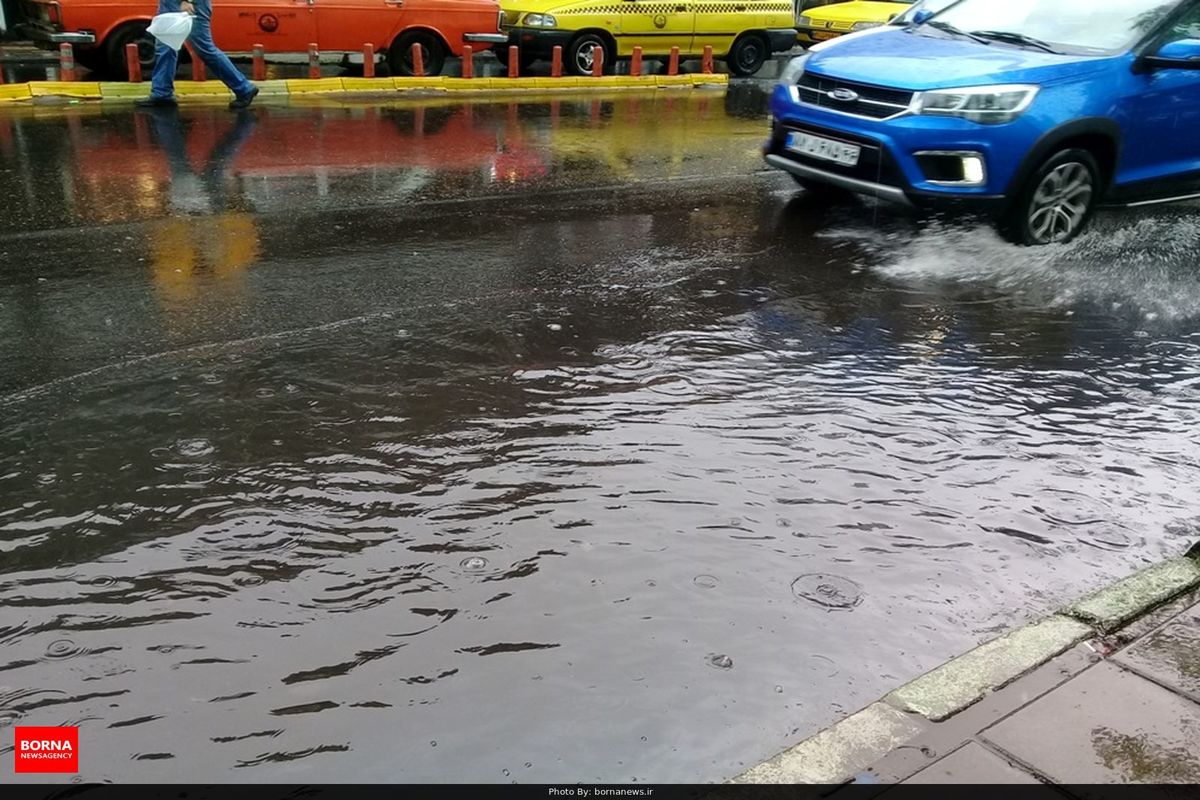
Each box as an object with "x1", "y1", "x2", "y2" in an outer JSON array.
[{"x1": 924, "y1": 0, "x2": 1187, "y2": 54}]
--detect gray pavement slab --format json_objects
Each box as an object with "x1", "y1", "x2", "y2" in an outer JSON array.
[
  {"x1": 982, "y1": 662, "x2": 1200, "y2": 784},
  {"x1": 1114, "y1": 603, "x2": 1200, "y2": 705},
  {"x1": 898, "y1": 742, "x2": 1040, "y2": 785}
]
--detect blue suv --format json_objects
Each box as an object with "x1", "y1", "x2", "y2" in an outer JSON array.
[{"x1": 765, "y1": 0, "x2": 1200, "y2": 244}]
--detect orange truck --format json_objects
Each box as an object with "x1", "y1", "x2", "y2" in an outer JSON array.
[{"x1": 18, "y1": 0, "x2": 507, "y2": 78}]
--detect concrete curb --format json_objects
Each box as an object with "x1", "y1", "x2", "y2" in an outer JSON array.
[
  {"x1": 0, "y1": 74, "x2": 727, "y2": 104},
  {"x1": 732, "y1": 547, "x2": 1200, "y2": 785}
]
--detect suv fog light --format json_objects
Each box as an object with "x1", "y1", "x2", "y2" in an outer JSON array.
[{"x1": 915, "y1": 150, "x2": 987, "y2": 187}]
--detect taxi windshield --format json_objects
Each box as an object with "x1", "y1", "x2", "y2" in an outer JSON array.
[{"x1": 924, "y1": 0, "x2": 1186, "y2": 54}]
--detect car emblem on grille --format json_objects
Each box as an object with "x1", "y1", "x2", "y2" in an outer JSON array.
[{"x1": 828, "y1": 88, "x2": 859, "y2": 102}]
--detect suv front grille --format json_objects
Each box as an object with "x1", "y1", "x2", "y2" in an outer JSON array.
[{"x1": 796, "y1": 72, "x2": 914, "y2": 120}]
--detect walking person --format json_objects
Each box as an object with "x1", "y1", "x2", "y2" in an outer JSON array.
[{"x1": 136, "y1": 0, "x2": 259, "y2": 111}]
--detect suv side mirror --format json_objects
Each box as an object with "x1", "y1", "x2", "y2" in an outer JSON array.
[
  {"x1": 1144, "y1": 38, "x2": 1200, "y2": 70},
  {"x1": 910, "y1": 9, "x2": 935, "y2": 25}
]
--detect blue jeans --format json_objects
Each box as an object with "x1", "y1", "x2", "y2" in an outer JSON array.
[{"x1": 150, "y1": 0, "x2": 254, "y2": 99}]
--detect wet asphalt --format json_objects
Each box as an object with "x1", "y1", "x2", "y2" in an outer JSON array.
[{"x1": 1, "y1": 84, "x2": 1200, "y2": 782}]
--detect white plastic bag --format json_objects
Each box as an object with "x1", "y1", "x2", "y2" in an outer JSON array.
[{"x1": 147, "y1": 12, "x2": 193, "y2": 51}]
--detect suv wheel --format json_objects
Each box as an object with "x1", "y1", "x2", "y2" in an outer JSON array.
[{"x1": 1003, "y1": 148, "x2": 1100, "y2": 245}]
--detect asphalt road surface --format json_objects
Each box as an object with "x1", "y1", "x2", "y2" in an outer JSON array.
[{"x1": 2, "y1": 87, "x2": 1199, "y2": 783}]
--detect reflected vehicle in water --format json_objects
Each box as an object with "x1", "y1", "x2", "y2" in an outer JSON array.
[
  {"x1": 62, "y1": 104, "x2": 515, "y2": 223},
  {"x1": 768, "y1": 0, "x2": 1200, "y2": 245},
  {"x1": 18, "y1": 0, "x2": 507, "y2": 78}
]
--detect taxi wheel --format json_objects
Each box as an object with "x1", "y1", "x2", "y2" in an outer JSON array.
[
  {"x1": 567, "y1": 33, "x2": 612, "y2": 76},
  {"x1": 105, "y1": 21, "x2": 157, "y2": 81},
  {"x1": 390, "y1": 31, "x2": 448, "y2": 77},
  {"x1": 727, "y1": 34, "x2": 768, "y2": 77}
]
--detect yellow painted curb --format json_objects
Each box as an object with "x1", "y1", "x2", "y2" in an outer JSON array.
[
  {"x1": 29, "y1": 81, "x2": 102, "y2": 98},
  {"x1": 340, "y1": 77, "x2": 397, "y2": 93},
  {"x1": 392, "y1": 77, "x2": 446, "y2": 91},
  {"x1": 252, "y1": 79, "x2": 291, "y2": 95},
  {"x1": 442, "y1": 77, "x2": 490, "y2": 91},
  {"x1": 286, "y1": 77, "x2": 346, "y2": 93},
  {"x1": 690, "y1": 73, "x2": 728, "y2": 85},
  {"x1": 0, "y1": 84, "x2": 33, "y2": 102},
  {"x1": 99, "y1": 83, "x2": 150, "y2": 99},
  {"x1": 174, "y1": 82, "x2": 232, "y2": 97},
  {"x1": 533, "y1": 77, "x2": 583, "y2": 89},
  {"x1": 491, "y1": 77, "x2": 541, "y2": 90}
]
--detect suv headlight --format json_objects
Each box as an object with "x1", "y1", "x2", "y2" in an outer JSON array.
[
  {"x1": 777, "y1": 54, "x2": 809, "y2": 86},
  {"x1": 524, "y1": 13, "x2": 557, "y2": 27},
  {"x1": 911, "y1": 84, "x2": 1039, "y2": 124}
]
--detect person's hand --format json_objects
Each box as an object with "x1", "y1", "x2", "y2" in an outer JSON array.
[{"x1": 181, "y1": 1, "x2": 195, "y2": 14}]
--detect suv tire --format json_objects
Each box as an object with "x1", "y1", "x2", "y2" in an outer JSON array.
[{"x1": 1002, "y1": 148, "x2": 1100, "y2": 245}]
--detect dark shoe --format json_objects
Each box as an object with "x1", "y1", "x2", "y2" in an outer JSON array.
[
  {"x1": 135, "y1": 95, "x2": 178, "y2": 108},
  {"x1": 229, "y1": 86, "x2": 259, "y2": 110}
]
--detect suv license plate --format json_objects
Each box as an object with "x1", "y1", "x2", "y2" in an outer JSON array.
[{"x1": 787, "y1": 132, "x2": 861, "y2": 167}]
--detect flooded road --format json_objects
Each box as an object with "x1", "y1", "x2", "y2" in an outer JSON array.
[{"x1": 2, "y1": 89, "x2": 1199, "y2": 783}]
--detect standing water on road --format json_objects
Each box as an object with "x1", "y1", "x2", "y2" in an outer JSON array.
[{"x1": 1, "y1": 93, "x2": 1199, "y2": 782}]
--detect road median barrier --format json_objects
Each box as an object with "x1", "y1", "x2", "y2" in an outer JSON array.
[{"x1": 0, "y1": 72, "x2": 724, "y2": 105}]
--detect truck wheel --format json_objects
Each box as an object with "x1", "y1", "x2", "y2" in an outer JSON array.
[
  {"x1": 1001, "y1": 148, "x2": 1099, "y2": 245},
  {"x1": 567, "y1": 33, "x2": 612, "y2": 76},
  {"x1": 727, "y1": 34, "x2": 768, "y2": 77},
  {"x1": 390, "y1": 31, "x2": 447, "y2": 77},
  {"x1": 105, "y1": 21, "x2": 157, "y2": 81}
]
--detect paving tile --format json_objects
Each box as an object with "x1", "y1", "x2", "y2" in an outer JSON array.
[
  {"x1": 983, "y1": 662, "x2": 1200, "y2": 785},
  {"x1": 899, "y1": 742, "x2": 1040, "y2": 784},
  {"x1": 1114, "y1": 603, "x2": 1200, "y2": 704}
]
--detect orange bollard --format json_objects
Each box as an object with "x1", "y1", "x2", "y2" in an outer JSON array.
[
  {"x1": 125, "y1": 42, "x2": 142, "y2": 82},
  {"x1": 59, "y1": 43, "x2": 76, "y2": 81},
  {"x1": 702, "y1": 45, "x2": 713, "y2": 74},
  {"x1": 411, "y1": 42, "x2": 425, "y2": 77},
  {"x1": 507, "y1": 45, "x2": 519, "y2": 78},
  {"x1": 189, "y1": 45, "x2": 206, "y2": 81},
  {"x1": 252, "y1": 44, "x2": 266, "y2": 80},
  {"x1": 591, "y1": 45, "x2": 603, "y2": 77},
  {"x1": 668, "y1": 46, "x2": 680, "y2": 76},
  {"x1": 461, "y1": 45, "x2": 472, "y2": 78},
  {"x1": 308, "y1": 43, "x2": 320, "y2": 79},
  {"x1": 630, "y1": 46, "x2": 642, "y2": 77},
  {"x1": 363, "y1": 43, "x2": 375, "y2": 78},
  {"x1": 551, "y1": 46, "x2": 563, "y2": 77}
]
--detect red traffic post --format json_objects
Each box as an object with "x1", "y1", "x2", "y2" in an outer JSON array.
[
  {"x1": 189, "y1": 45, "x2": 206, "y2": 81},
  {"x1": 702, "y1": 45, "x2": 714, "y2": 74},
  {"x1": 461, "y1": 45, "x2": 473, "y2": 79},
  {"x1": 550, "y1": 45, "x2": 563, "y2": 77},
  {"x1": 125, "y1": 42, "x2": 142, "y2": 82},
  {"x1": 58, "y1": 43, "x2": 76, "y2": 81},
  {"x1": 507, "y1": 45, "x2": 519, "y2": 78},
  {"x1": 668, "y1": 46, "x2": 680, "y2": 76},
  {"x1": 630, "y1": 46, "x2": 642, "y2": 77},
  {"x1": 591, "y1": 45, "x2": 603, "y2": 77},
  {"x1": 308, "y1": 43, "x2": 320, "y2": 79},
  {"x1": 252, "y1": 44, "x2": 266, "y2": 80},
  {"x1": 411, "y1": 42, "x2": 426, "y2": 77},
  {"x1": 363, "y1": 43, "x2": 375, "y2": 78}
]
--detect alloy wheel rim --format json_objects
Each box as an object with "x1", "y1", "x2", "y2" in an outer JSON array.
[
  {"x1": 1027, "y1": 162, "x2": 1093, "y2": 244},
  {"x1": 576, "y1": 43, "x2": 597, "y2": 72}
]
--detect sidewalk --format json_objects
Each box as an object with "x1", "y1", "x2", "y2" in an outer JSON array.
[{"x1": 735, "y1": 549, "x2": 1200, "y2": 787}]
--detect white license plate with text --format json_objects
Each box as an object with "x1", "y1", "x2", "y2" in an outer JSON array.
[{"x1": 786, "y1": 132, "x2": 861, "y2": 167}]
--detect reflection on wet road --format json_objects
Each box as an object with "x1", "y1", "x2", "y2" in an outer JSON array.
[{"x1": 1, "y1": 89, "x2": 1199, "y2": 782}]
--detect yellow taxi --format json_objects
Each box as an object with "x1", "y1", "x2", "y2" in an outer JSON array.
[
  {"x1": 795, "y1": 0, "x2": 912, "y2": 46},
  {"x1": 498, "y1": 0, "x2": 798, "y2": 76}
]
